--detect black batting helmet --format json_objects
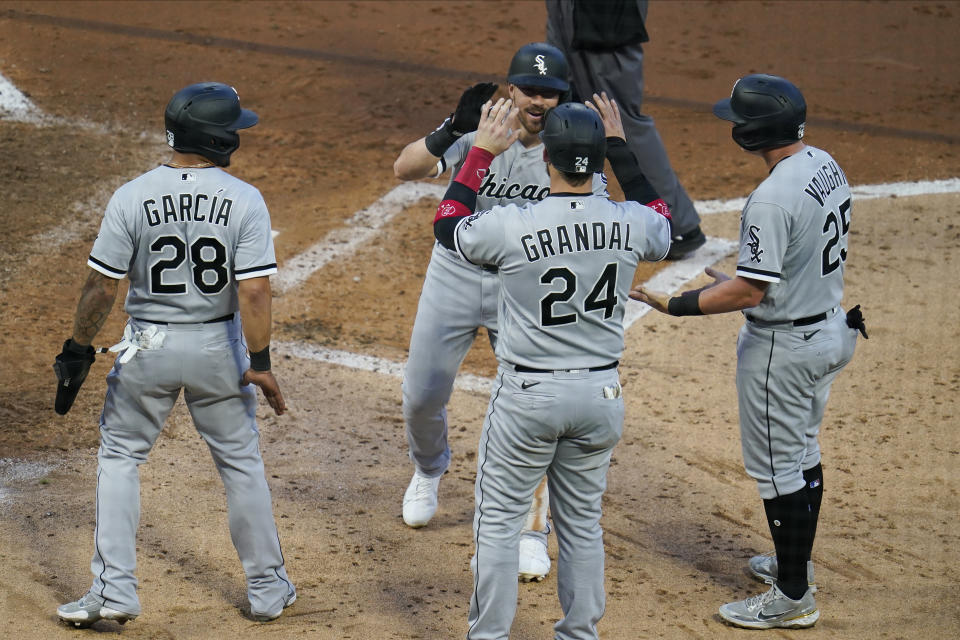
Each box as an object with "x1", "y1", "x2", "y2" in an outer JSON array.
[
  {"x1": 713, "y1": 74, "x2": 806, "y2": 151},
  {"x1": 507, "y1": 42, "x2": 570, "y2": 93},
  {"x1": 540, "y1": 103, "x2": 606, "y2": 174},
  {"x1": 164, "y1": 82, "x2": 258, "y2": 167}
]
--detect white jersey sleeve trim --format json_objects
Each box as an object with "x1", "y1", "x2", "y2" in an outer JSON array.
[
  {"x1": 736, "y1": 265, "x2": 780, "y2": 283},
  {"x1": 453, "y1": 218, "x2": 481, "y2": 266},
  {"x1": 235, "y1": 263, "x2": 278, "y2": 280},
  {"x1": 87, "y1": 255, "x2": 126, "y2": 279}
]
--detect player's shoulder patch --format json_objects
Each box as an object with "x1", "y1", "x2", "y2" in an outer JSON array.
[{"x1": 460, "y1": 208, "x2": 493, "y2": 230}]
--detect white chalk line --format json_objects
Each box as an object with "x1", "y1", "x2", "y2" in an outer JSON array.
[
  {"x1": 0, "y1": 458, "x2": 58, "y2": 504},
  {"x1": 275, "y1": 177, "x2": 959, "y2": 393},
  {"x1": 5, "y1": 73, "x2": 960, "y2": 397},
  {"x1": 274, "y1": 341, "x2": 494, "y2": 395},
  {"x1": 274, "y1": 182, "x2": 444, "y2": 293}
]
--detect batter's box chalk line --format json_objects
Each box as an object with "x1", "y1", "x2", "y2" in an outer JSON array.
[{"x1": 273, "y1": 182, "x2": 445, "y2": 294}]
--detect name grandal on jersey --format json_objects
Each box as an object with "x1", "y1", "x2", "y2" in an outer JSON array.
[
  {"x1": 521, "y1": 221, "x2": 633, "y2": 262},
  {"x1": 143, "y1": 193, "x2": 233, "y2": 227}
]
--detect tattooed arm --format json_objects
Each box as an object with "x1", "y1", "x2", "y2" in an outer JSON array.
[{"x1": 72, "y1": 269, "x2": 119, "y2": 346}]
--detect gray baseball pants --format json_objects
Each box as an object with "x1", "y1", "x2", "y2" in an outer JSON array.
[
  {"x1": 467, "y1": 366, "x2": 623, "y2": 640},
  {"x1": 88, "y1": 316, "x2": 293, "y2": 616},
  {"x1": 736, "y1": 308, "x2": 858, "y2": 499},
  {"x1": 402, "y1": 244, "x2": 499, "y2": 477}
]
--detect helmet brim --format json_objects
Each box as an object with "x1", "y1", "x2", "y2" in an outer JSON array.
[
  {"x1": 507, "y1": 74, "x2": 569, "y2": 93},
  {"x1": 712, "y1": 99, "x2": 745, "y2": 124},
  {"x1": 231, "y1": 108, "x2": 259, "y2": 131}
]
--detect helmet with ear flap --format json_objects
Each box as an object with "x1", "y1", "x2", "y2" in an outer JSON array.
[
  {"x1": 713, "y1": 74, "x2": 806, "y2": 152},
  {"x1": 164, "y1": 82, "x2": 258, "y2": 167},
  {"x1": 539, "y1": 102, "x2": 606, "y2": 174}
]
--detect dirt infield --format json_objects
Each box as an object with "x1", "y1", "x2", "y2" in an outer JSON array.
[{"x1": 0, "y1": 1, "x2": 958, "y2": 638}]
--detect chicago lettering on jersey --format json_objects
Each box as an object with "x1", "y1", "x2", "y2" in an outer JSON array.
[
  {"x1": 521, "y1": 221, "x2": 633, "y2": 262},
  {"x1": 803, "y1": 160, "x2": 848, "y2": 206},
  {"x1": 478, "y1": 171, "x2": 550, "y2": 202},
  {"x1": 143, "y1": 194, "x2": 233, "y2": 227}
]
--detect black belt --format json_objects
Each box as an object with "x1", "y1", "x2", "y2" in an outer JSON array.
[
  {"x1": 134, "y1": 313, "x2": 234, "y2": 325},
  {"x1": 481, "y1": 264, "x2": 498, "y2": 273},
  {"x1": 746, "y1": 311, "x2": 826, "y2": 327},
  {"x1": 513, "y1": 360, "x2": 619, "y2": 374}
]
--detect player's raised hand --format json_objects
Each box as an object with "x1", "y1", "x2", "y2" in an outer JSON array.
[
  {"x1": 704, "y1": 266, "x2": 731, "y2": 287},
  {"x1": 474, "y1": 98, "x2": 520, "y2": 156},
  {"x1": 629, "y1": 285, "x2": 670, "y2": 314},
  {"x1": 451, "y1": 82, "x2": 499, "y2": 134},
  {"x1": 242, "y1": 369, "x2": 287, "y2": 416},
  {"x1": 585, "y1": 92, "x2": 624, "y2": 141}
]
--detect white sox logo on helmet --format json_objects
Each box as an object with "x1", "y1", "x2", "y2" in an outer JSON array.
[{"x1": 534, "y1": 54, "x2": 548, "y2": 76}]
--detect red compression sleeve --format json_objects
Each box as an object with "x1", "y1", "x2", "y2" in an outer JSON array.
[
  {"x1": 455, "y1": 146, "x2": 494, "y2": 190},
  {"x1": 646, "y1": 198, "x2": 672, "y2": 220},
  {"x1": 433, "y1": 146, "x2": 495, "y2": 223}
]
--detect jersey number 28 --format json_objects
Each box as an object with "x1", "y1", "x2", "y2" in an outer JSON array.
[
  {"x1": 540, "y1": 263, "x2": 618, "y2": 326},
  {"x1": 150, "y1": 235, "x2": 229, "y2": 295}
]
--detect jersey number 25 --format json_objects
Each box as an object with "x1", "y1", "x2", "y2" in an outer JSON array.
[{"x1": 821, "y1": 197, "x2": 851, "y2": 276}]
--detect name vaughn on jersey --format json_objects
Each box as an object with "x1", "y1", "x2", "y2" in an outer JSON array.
[
  {"x1": 521, "y1": 220, "x2": 634, "y2": 262},
  {"x1": 143, "y1": 193, "x2": 234, "y2": 227}
]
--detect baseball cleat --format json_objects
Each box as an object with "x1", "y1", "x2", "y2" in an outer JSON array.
[
  {"x1": 719, "y1": 584, "x2": 819, "y2": 629},
  {"x1": 402, "y1": 470, "x2": 441, "y2": 528},
  {"x1": 518, "y1": 534, "x2": 551, "y2": 582},
  {"x1": 666, "y1": 225, "x2": 707, "y2": 260},
  {"x1": 251, "y1": 588, "x2": 297, "y2": 622},
  {"x1": 749, "y1": 551, "x2": 817, "y2": 592},
  {"x1": 57, "y1": 592, "x2": 137, "y2": 628}
]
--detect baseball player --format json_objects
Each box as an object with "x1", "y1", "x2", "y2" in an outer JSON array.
[
  {"x1": 432, "y1": 94, "x2": 671, "y2": 639},
  {"x1": 633, "y1": 74, "x2": 867, "y2": 629},
  {"x1": 54, "y1": 82, "x2": 296, "y2": 627},
  {"x1": 546, "y1": 0, "x2": 706, "y2": 259},
  {"x1": 393, "y1": 42, "x2": 609, "y2": 582}
]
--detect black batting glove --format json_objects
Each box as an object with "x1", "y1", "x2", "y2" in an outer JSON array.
[
  {"x1": 425, "y1": 82, "x2": 498, "y2": 157},
  {"x1": 451, "y1": 82, "x2": 498, "y2": 134},
  {"x1": 53, "y1": 338, "x2": 96, "y2": 415},
  {"x1": 845, "y1": 304, "x2": 868, "y2": 339}
]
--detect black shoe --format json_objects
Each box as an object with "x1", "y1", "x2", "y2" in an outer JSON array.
[{"x1": 666, "y1": 226, "x2": 706, "y2": 260}]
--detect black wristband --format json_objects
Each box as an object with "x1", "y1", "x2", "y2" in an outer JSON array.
[
  {"x1": 249, "y1": 346, "x2": 271, "y2": 372},
  {"x1": 424, "y1": 117, "x2": 461, "y2": 157},
  {"x1": 67, "y1": 338, "x2": 92, "y2": 354},
  {"x1": 667, "y1": 291, "x2": 704, "y2": 316}
]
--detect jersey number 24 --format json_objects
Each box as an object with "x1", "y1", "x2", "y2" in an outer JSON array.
[{"x1": 540, "y1": 263, "x2": 618, "y2": 326}]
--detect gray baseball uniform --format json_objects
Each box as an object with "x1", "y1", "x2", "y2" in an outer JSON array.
[
  {"x1": 734, "y1": 146, "x2": 857, "y2": 499},
  {"x1": 453, "y1": 193, "x2": 670, "y2": 639},
  {"x1": 82, "y1": 164, "x2": 293, "y2": 616},
  {"x1": 546, "y1": 0, "x2": 701, "y2": 240},
  {"x1": 402, "y1": 131, "x2": 606, "y2": 478}
]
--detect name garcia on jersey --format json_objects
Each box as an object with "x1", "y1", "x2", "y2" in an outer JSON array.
[
  {"x1": 144, "y1": 193, "x2": 233, "y2": 227},
  {"x1": 522, "y1": 221, "x2": 633, "y2": 262}
]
